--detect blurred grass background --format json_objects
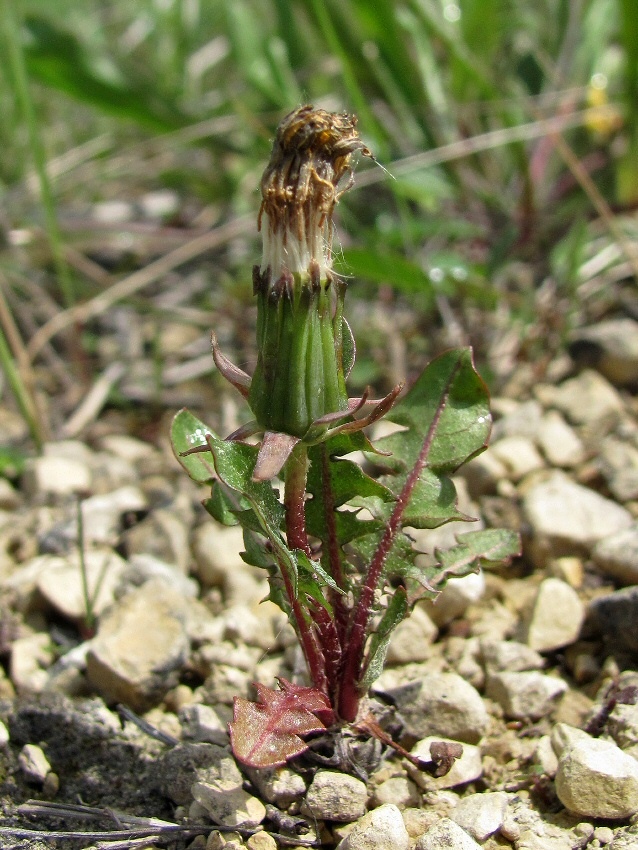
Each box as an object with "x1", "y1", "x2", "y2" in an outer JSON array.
[{"x1": 0, "y1": 0, "x2": 636, "y2": 453}]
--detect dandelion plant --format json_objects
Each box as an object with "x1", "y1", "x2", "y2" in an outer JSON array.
[{"x1": 172, "y1": 105, "x2": 519, "y2": 769}]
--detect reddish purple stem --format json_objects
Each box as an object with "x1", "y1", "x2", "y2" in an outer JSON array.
[{"x1": 337, "y1": 361, "x2": 461, "y2": 721}]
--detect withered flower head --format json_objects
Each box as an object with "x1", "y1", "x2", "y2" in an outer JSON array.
[{"x1": 258, "y1": 105, "x2": 372, "y2": 285}]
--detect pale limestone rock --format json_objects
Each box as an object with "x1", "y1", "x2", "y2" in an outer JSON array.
[
  {"x1": 607, "y1": 702, "x2": 638, "y2": 750},
  {"x1": 10, "y1": 632, "x2": 55, "y2": 693},
  {"x1": 245, "y1": 765, "x2": 307, "y2": 808},
  {"x1": 486, "y1": 671, "x2": 567, "y2": 720},
  {"x1": 409, "y1": 737, "x2": 482, "y2": 790},
  {"x1": 429, "y1": 571, "x2": 485, "y2": 628},
  {"x1": 336, "y1": 803, "x2": 410, "y2": 850},
  {"x1": 555, "y1": 733, "x2": 638, "y2": 818},
  {"x1": 76, "y1": 485, "x2": 147, "y2": 545},
  {"x1": 303, "y1": 770, "x2": 367, "y2": 822},
  {"x1": 416, "y1": 817, "x2": 481, "y2": 850},
  {"x1": 22, "y1": 454, "x2": 92, "y2": 497},
  {"x1": 593, "y1": 525, "x2": 638, "y2": 586},
  {"x1": 492, "y1": 399, "x2": 543, "y2": 440},
  {"x1": 383, "y1": 672, "x2": 488, "y2": 743},
  {"x1": 179, "y1": 703, "x2": 230, "y2": 746},
  {"x1": 191, "y1": 523, "x2": 246, "y2": 588},
  {"x1": 522, "y1": 472, "x2": 632, "y2": 566},
  {"x1": 192, "y1": 778, "x2": 266, "y2": 828},
  {"x1": 480, "y1": 639, "x2": 544, "y2": 674},
  {"x1": 534, "y1": 735, "x2": 559, "y2": 777},
  {"x1": 386, "y1": 605, "x2": 437, "y2": 664},
  {"x1": 18, "y1": 743, "x2": 51, "y2": 783},
  {"x1": 451, "y1": 791, "x2": 509, "y2": 841},
  {"x1": 525, "y1": 577, "x2": 585, "y2": 652},
  {"x1": 598, "y1": 437, "x2": 638, "y2": 502},
  {"x1": 372, "y1": 775, "x2": 420, "y2": 808},
  {"x1": 536, "y1": 410, "x2": 585, "y2": 468},
  {"x1": 246, "y1": 832, "x2": 278, "y2": 850},
  {"x1": 86, "y1": 579, "x2": 192, "y2": 710},
  {"x1": 535, "y1": 370, "x2": 624, "y2": 428},
  {"x1": 491, "y1": 436, "x2": 545, "y2": 481},
  {"x1": 36, "y1": 549, "x2": 127, "y2": 621}
]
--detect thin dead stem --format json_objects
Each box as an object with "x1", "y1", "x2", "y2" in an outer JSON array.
[{"x1": 26, "y1": 215, "x2": 252, "y2": 361}]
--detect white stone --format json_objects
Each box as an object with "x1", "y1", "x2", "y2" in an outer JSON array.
[
  {"x1": 535, "y1": 370, "x2": 624, "y2": 427},
  {"x1": 386, "y1": 605, "x2": 437, "y2": 664},
  {"x1": 451, "y1": 791, "x2": 509, "y2": 841},
  {"x1": 303, "y1": 770, "x2": 367, "y2": 822},
  {"x1": 607, "y1": 703, "x2": 638, "y2": 750},
  {"x1": 126, "y1": 553, "x2": 199, "y2": 598},
  {"x1": 10, "y1": 632, "x2": 55, "y2": 693},
  {"x1": 179, "y1": 703, "x2": 230, "y2": 746},
  {"x1": 486, "y1": 671, "x2": 567, "y2": 720},
  {"x1": 491, "y1": 436, "x2": 545, "y2": 481},
  {"x1": 593, "y1": 525, "x2": 638, "y2": 586},
  {"x1": 599, "y1": 437, "x2": 638, "y2": 502},
  {"x1": 246, "y1": 832, "x2": 278, "y2": 850},
  {"x1": 536, "y1": 410, "x2": 585, "y2": 468},
  {"x1": 246, "y1": 765, "x2": 307, "y2": 808},
  {"x1": 480, "y1": 639, "x2": 544, "y2": 674},
  {"x1": 0, "y1": 720, "x2": 9, "y2": 746},
  {"x1": 555, "y1": 733, "x2": 638, "y2": 819},
  {"x1": 192, "y1": 779, "x2": 266, "y2": 828},
  {"x1": 409, "y1": 737, "x2": 482, "y2": 790},
  {"x1": 535, "y1": 735, "x2": 559, "y2": 777},
  {"x1": 525, "y1": 578, "x2": 585, "y2": 652},
  {"x1": 36, "y1": 549, "x2": 127, "y2": 621},
  {"x1": 191, "y1": 523, "x2": 246, "y2": 588},
  {"x1": 492, "y1": 400, "x2": 544, "y2": 440},
  {"x1": 336, "y1": 803, "x2": 410, "y2": 850},
  {"x1": 415, "y1": 817, "x2": 482, "y2": 850},
  {"x1": 429, "y1": 571, "x2": 486, "y2": 628},
  {"x1": 22, "y1": 454, "x2": 92, "y2": 497},
  {"x1": 372, "y1": 775, "x2": 420, "y2": 808},
  {"x1": 77, "y1": 485, "x2": 147, "y2": 545},
  {"x1": 18, "y1": 743, "x2": 51, "y2": 783},
  {"x1": 522, "y1": 472, "x2": 632, "y2": 565},
  {"x1": 86, "y1": 579, "x2": 192, "y2": 710},
  {"x1": 383, "y1": 673, "x2": 488, "y2": 744}
]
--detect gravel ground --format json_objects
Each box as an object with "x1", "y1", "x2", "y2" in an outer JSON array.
[{"x1": 1, "y1": 314, "x2": 638, "y2": 850}]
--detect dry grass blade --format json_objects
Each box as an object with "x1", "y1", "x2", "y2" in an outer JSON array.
[
  {"x1": 354, "y1": 106, "x2": 620, "y2": 188},
  {"x1": 26, "y1": 215, "x2": 252, "y2": 361}
]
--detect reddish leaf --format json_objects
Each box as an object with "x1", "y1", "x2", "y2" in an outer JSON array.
[{"x1": 229, "y1": 678, "x2": 334, "y2": 768}]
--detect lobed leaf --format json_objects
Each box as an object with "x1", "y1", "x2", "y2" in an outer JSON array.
[
  {"x1": 431, "y1": 528, "x2": 521, "y2": 588},
  {"x1": 229, "y1": 678, "x2": 333, "y2": 768}
]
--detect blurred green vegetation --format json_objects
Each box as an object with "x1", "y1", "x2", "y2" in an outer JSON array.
[{"x1": 0, "y1": 0, "x2": 636, "y2": 445}]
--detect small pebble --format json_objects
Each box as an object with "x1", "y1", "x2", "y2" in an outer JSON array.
[
  {"x1": 246, "y1": 832, "x2": 278, "y2": 850},
  {"x1": 336, "y1": 803, "x2": 410, "y2": 850},
  {"x1": 593, "y1": 826, "x2": 614, "y2": 845},
  {"x1": 415, "y1": 817, "x2": 481, "y2": 850},
  {"x1": 451, "y1": 791, "x2": 508, "y2": 841},
  {"x1": 18, "y1": 743, "x2": 51, "y2": 784},
  {"x1": 303, "y1": 770, "x2": 367, "y2": 822}
]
